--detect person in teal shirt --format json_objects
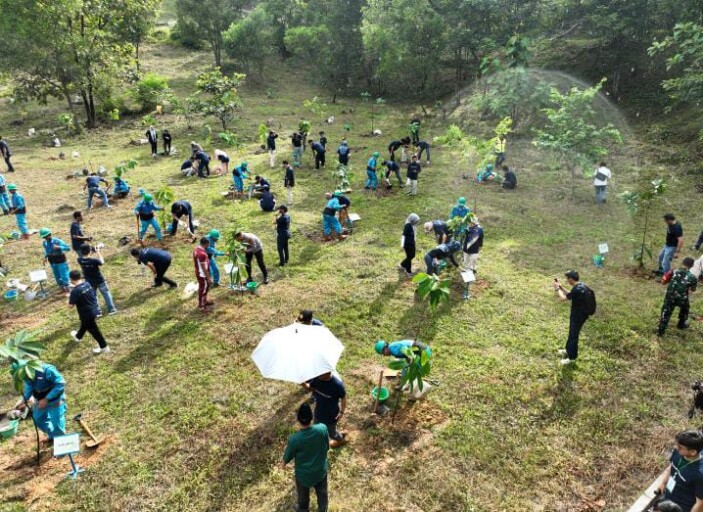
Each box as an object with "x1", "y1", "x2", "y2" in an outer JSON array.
[
  {"x1": 0, "y1": 172, "x2": 9, "y2": 214},
  {"x1": 450, "y1": 197, "x2": 470, "y2": 219},
  {"x1": 13, "y1": 361, "x2": 67, "y2": 441},
  {"x1": 282, "y1": 403, "x2": 329, "y2": 512},
  {"x1": 40, "y1": 228, "x2": 71, "y2": 292},
  {"x1": 8, "y1": 184, "x2": 29, "y2": 238},
  {"x1": 232, "y1": 161, "x2": 249, "y2": 195},
  {"x1": 321, "y1": 192, "x2": 346, "y2": 242},
  {"x1": 365, "y1": 151, "x2": 380, "y2": 190},
  {"x1": 206, "y1": 229, "x2": 226, "y2": 286},
  {"x1": 113, "y1": 175, "x2": 130, "y2": 198},
  {"x1": 374, "y1": 339, "x2": 431, "y2": 360},
  {"x1": 134, "y1": 193, "x2": 163, "y2": 242}
]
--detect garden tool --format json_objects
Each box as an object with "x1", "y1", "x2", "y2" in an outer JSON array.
[{"x1": 73, "y1": 413, "x2": 105, "y2": 448}]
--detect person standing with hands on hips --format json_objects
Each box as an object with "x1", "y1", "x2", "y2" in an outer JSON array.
[{"x1": 552, "y1": 270, "x2": 596, "y2": 365}]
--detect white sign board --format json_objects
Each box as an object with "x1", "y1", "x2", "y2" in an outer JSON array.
[
  {"x1": 348, "y1": 213, "x2": 361, "y2": 222},
  {"x1": 598, "y1": 243, "x2": 609, "y2": 255},
  {"x1": 461, "y1": 270, "x2": 476, "y2": 283},
  {"x1": 53, "y1": 433, "x2": 81, "y2": 457},
  {"x1": 224, "y1": 264, "x2": 237, "y2": 274},
  {"x1": 29, "y1": 269, "x2": 48, "y2": 283}
]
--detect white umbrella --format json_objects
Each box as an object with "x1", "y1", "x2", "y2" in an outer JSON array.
[{"x1": 251, "y1": 324, "x2": 345, "y2": 384}]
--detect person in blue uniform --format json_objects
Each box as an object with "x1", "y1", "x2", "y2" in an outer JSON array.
[
  {"x1": 365, "y1": 152, "x2": 380, "y2": 190},
  {"x1": 321, "y1": 193, "x2": 346, "y2": 242},
  {"x1": 14, "y1": 361, "x2": 67, "y2": 440},
  {"x1": 113, "y1": 175, "x2": 131, "y2": 198},
  {"x1": 374, "y1": 339, "x2": 431, "y2": 360},
  {"x1": 134, "y1": 193, "x2": 163, "y2": 243},
  {"x1": 8, "y1": 184, "x2": 30, "y2": 239},
  {"x1": 83, "y1": 172, "x2": 111, "y2": 209},
  {"x1": 0, "y1": 171, "x2": 10, "y2": 214},
  {"x1": 232, "y1": 161, "x2": 249, "y2": 195},
  {"x1": 40, "y1": 228, "x2": 71, "y2": 293},
  {"x1": 130, "y1": 247, "x2": 177, "y2": 288}
]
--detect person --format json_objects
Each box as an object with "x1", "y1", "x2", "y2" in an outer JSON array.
[
  {"x1": 113, "y1": 174, "x2": 131, "y2": 198},
  {"x1": 0, "y1": 136, "x2": 14, "y2": 172},
  {"x1": 135, "y1": 193, "x2": 163, "y2": 243},
  {"x1": 146, "y1": 125, "x2": 158, "y2": 157},
  {"x1": 68, "y1": 270, "x2": 110, "y2": 354},
  {"x1": 450, "y1": 197, "x2": 470, "y2": 220},
  {"x1": 282, "y1": 403, "x2": 330, "y2": 512},
  {"x1": 235, "y1": 231, "x2": 269, "y2": 284},
  {"x1": 291, "y1": 131, "x2": 304, "y2": 167},
  {"x1": 190, "y1": 141, "x2": 203, "y2": 158},
  {"x1": 205, "y1": 229, "x2": 225, "y2": 287},
  {"x1": 232, "y1": 161, "x2": 249, "y2": 195},
  {"x1": 181, "y1": 157, "x2": 197, "y2": 177},
  {"x1": 400, "y1": 213, "x2": 420, "y2": 277},
  {"x1": 335, "y1": 192, "x2": 351, "y2": 230},
  {"x1": 337, "y1": 139, "x2": 350, "y2": 166},
  {"x1": 260, "y1": 186, "x2": 276, "y2": 212},
  {"x1": 406, "y1": 155, "x2": 421, "y2": 195},
  {"x1": 410, "y1": 117, "x2": 421, "y2": 144},
  {"x1": 424, "y1": 240, "x2": 461, "y2": 275},
  {"x1": 593, "y1": 162, "x2": 611, "y2": 204},
  {"x1": 476, "y1": 164, "x2": 497, "y2": 183},
  {"x1": 70, "y1": 211, "x2": 92, "y2": 256},
  {"x1": 694, "y1": 228, "x2": 703, "y2": 252},
  {"x1": 553, "y1": 270, "x2": 595, "y2": 365},
  {"x1": 298, "y1": 310, "x2": 324, "y2": 326},
  {"x1": 266, "y1": 130, "x2": 278, "y2": 168},
  {"x1": 374, "y1": 339, "x2": 431, "y2": 361},
  {"x1": 382, "y1": 159, "x2": 403, "y2": 188},
  {"x1": 13, "y1": 360, "x2": 66, "y2": 440},
  {"x1": 310, "y1": 138, "x2": 326, "y2": 170},
  {"x1": 194, "y1": 148, "x2": 210, "y2": 178},
  {"x1": 501, "y1": 165, "x2": 517, "y2": 190},
  {"x1": 365, "y1": 151, "x2": 380, "y2": 190},
  {"x1": 275, "y1": 205, "x2": 291, "y2": 267},
  {"x1": 655, "y1": 214, "x2": 684, "y2": 277},
  {"x1": 415, "y1": 140, "x2": 431, "y2": 165},
  {"x1": 283, "y1": 160, "x2": 295, "y2": 205},
  {"x1": 130, "y1": 247, "x2": 177, "y2": 289},
  {"x1": 253, "y1": 175, "x2": 271, "y2": 195},
  {"x1": 658, "y1": 257, "x2": 698, "y2": 336},
  {"x1": 424, "y1": 219, "x2": 452, "y2": 244},
  {"x1": 170, "y1": 200, "x2": 196, "y2": 240},
  {"x1": 162, "y1": 129, "x2": 172, "y2": 156},
  {"x1": 388, "y1": 138, "x2": 407, "y2": 162},
  {"x1": 494, "y1": 135, "x2": 506, "y2": 167},
  {"x1": 303, "y1": 372, "x2": 347, "y2": 448},
  {"x1": 193, "y1": 237, "x2": 213, "y2": 312},
  {"x1": 78, "y1": 243, "x2": 117, "y2": 314},
  {"x1": 40, "y1": 228, "x2": 71, "y2": 294},
  {"x1": 321, "y1": 192, "x2": 347, "y2": 242},
  {"x1": 656, "y1": 430, "x2": 703, "y2": 512},
  {"x1": 83, "y1": 172, "x2": 111, "y2": 210},
  {"x1": 653, "y1": 501, "x2": 683, "y2": 512},
  {"x1": 318, "y1": 131, "x2": 327, "y2": 149},
  {"x1": 0, "y1": 171, "x2": 10, "y2": 214},
  {"x1": 7, "y1": 184, "x2": 29, "y2": 239},
  {"x1": 214, "y1": 149, "x2": 230, "y2": 175},
  {"x1": 462, "y1": 220, "x2": 483, "y2": 274}
]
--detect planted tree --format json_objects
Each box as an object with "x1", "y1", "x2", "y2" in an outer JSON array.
[
  {"x1": 224, "y1": 230, "x2": 247, "y2": 290},
  {"x1": 334, "y1": 164, "x2": 352, "y2": 192},
  {"x1": 192, "y1": 68, "x2": 245, "y2": 131},
  {"x1": 114, "y1": 159, "x2": 138, "y2": 179},
  {"x1": 412, "y1": 272, "x2": 452, "y2": 309},
  {"x1": 360, "y1": 92, "x2": 385, "y2": 134},
  {"x1": 303, "y1": 97, "x2": 328, "y2": 126},
  {"x1": 387, "y1": 344, "x2": 432, "y2": 392},
  {"x1": 153, "y1": 186, "x2": 174, "y2": 229},
  {"x1": 619, "y1": 178, "x2": 667, "y2": 268}
]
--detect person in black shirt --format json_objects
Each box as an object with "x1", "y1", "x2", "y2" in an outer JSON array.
[
  {"x1": 0, "y1": 136, "x2": 14, "y2": 172},
  {"x1": 78, "y1": 244, "x2": 117, "y2": 314},
  {"x1": 162, "y1": 129, "x2": 172, "y2": 156},
  {"x1": 423, "y1": 219, "x2": 452, "y2": 244},
  {"x1": 68, "y1": 270, "x2": 109, "y2": 354},
  {"x1": 131, "y1": 247, "x2": 177, "y2": 288},
  {"x1": 302, "y1": 371, "x2": 347, "y2": 446},
  {"x1": 169, "y1": 200, "x2": 196, "y2": 241},
  {"x1": 424, "y1": 240, "x2": 461, "y2": 275},
  {"x1": 656, "y1": 213, "x2": 684, "y2": 276},
  {"x1": 260, "y1": 187, "x2": 276, "y2": 212},
  {"x1": 310, "y1": 139, "x2": 326, "y2": 169},
  {"x1": 145, "y1": 126, "x2": 158, "y2": 157},
  {"x1": 70, "y1": 211, "x2": 92, "y2": 256},
  {"x1": 275, "y1": 205, "x2": 291, "y2": 266},
  {"x1": 501, "y1": 165, "x2": 517, "y2": 189},
  {"x1": 414, "y1": 140, "x2": 431, "y2": 165},
  {"x1": 406, "y1": 155, "x2": 421, "y2": 195},
  {"x1": 657, "y1": 430, "x2": 703, "y2": 512},
  {"x1": 400, "y1": 213, "x2": 420, "y2": 276},
  {"x1": 283, "y1": 160, "x2": 295, "y2": 205},
  {"x1": 318, "y1": 131, "x2": 327, "y2": 149},
  {"x1": 382, "y1": 160, "x2": 403, "y2": 188},
  {"x1": 553, "y1": 270, "x2": 594, "y2": 365},
  {"x1": 291, "y1": 132, "x2": 303, "y2": 167},
  {"x1": 267, "y1": 130, "x2": 278, "y2": 168}
]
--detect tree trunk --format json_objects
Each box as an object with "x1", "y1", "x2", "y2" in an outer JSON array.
[
  {"x1": 213, "y1": 37, "x2": 222, "y2": 67},
  {"x1": 639, "y1": 207, "x2": 650, "y2": 268},
  {"x1": 135, "y1": 41, "x2": 141, "y2": 73}
]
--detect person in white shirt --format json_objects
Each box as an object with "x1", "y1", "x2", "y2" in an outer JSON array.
[{"x1": 593, "y1": 162, "x2": 612, "y2": 204}]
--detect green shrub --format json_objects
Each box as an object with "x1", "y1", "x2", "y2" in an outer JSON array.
[{"x1": 132, "y1": 73, "x2": 171, "y2": 112}]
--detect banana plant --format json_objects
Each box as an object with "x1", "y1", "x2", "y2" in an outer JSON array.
[
  {"x1": 224, "y1": 230, "x2": 247, "y2": 290},
  {"x1": 412, "y1": 272, "x2": 451, "y2": 309},
  {"x1": 153, "y1": 186, "x2": 174, "y2": 229}
]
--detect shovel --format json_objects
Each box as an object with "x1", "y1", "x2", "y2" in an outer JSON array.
[{"x1": 73, "y1": 413, "x2": 106, "y2": 448}]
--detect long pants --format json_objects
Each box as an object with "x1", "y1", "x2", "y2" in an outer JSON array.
[
  {"x1": 417, "y1": 146, "x2": 430, "y2": 163},
  {"x1": 197, "y1": 277, "x2": 209, "y2": 308},
  {"x1": 386, "y1": 169, "x2": 403, "y2": 186},
  {"x1": 293, "y1": 147, "x2": 302, "y2": 166},
  {"x1": 595, "y1": 185, "x2": 607, "y2": 204},
  {"x1": 401, "y1": 244, "x2": 416, "y2": 273},
  {"x1": 33, "y1": 402, "x2": 66, "y2": 440},
  {"x1": 0, "y1": 191, "x2": 9, "y2": 212},
  {"x1": 91, "y1": 281, "x2": 116, "y2": 313},
  {"x1": 295, "y1": 473, "x2": 329, "y2": 512},
  {"x1": 287, "y1": 186, "x2": 293, "y2": 205},
  {"x1": 154, "y1": 261, "x2": 177, "y2": 287},
  {"x1": 658, "y1": 245, "x2": 677, "y2": 274},
  {"x1": 210, "y1": 257, "x2": 220, "y2": 285},
  {"x1": 463, "y1": 252, "x2": 479, "y2": 272},
  {"x1": 15, "y1": 213, "x2": 28, "y2": 234},
  {"x1": 245, "y1": 250, "x2": 267, "y2": 281},
  {"x1": 49, "y1": 262, "x2": 69, "y2": 288},
  {"x1": 694, "y1": 230, "x2": 703, "y2": 250},
  {"x1": 315, "y1": 152, "x2": 326, "y2": 169},
  {"x1": 3, "y1": 155, "x2": 14, "y2": 172},
  {"x1": 76, "y1": 316, "x2": 107, "y2": 348},
  {"x1": 171, "y1": 210, "x2": 194, "y2": 236},
  {"x1": 322, "y1": 215, "x2": 343, "y2": 236},
  {"x1": 164, "y1": 141, "x2": 171, "y2": 155},
  {"x1": 411, "y1": 132, "x2": 419, "y2": 144},
  {"x1": 87, "y1": 188, "x2": 109, "y2": 209},
  {"x1": 139, "y1": 218, "x2": 162, "y2": 240},
  {"x1": 268, "y1": 149, "x2": 276, "y2": 168},
  {"x1": 277, "y1": 235, "x2": 289, "y2": 265},
  {"x1": 424, "y1": 253, "x2": 437, "y2": 275},
  {"x1": 658, "y1": 297, "x2": 690, "y2": 334},
  {"x1": 150, "y1": 141, "x2": 157, "y2": 155},
  {"x1": 233, "y1": 175, "x2": 244, "y2": 192},
  {"x1": 339, "y1": 155, "x2": 348, "y2": 166},
  {"x1": 365, "y1": 170, "x2": 377, "y2": 190},
  {"x1": 406, "y1": 178, "x2": 418, "y2": 195},
  {"x1": 565, "y1": 313, "x2": 588, "y2": 361},
  {"x1": 495, "y1": 152, "x2": 505, "y2": 167},
  {"x1": 198, "y1": 161, "x2": 210, "y2": 178}
]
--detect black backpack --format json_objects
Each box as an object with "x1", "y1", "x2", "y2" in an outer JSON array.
[{"x1": 582, "y1": 285, "x2": 597, "y2": 316}]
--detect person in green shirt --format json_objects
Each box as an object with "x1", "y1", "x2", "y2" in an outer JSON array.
[{"x1": 282, "y1": 403, "x2": 330, "y2": 511}]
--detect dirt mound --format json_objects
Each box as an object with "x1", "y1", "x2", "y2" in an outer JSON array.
[{"x1": 55, "y1": 204, "x2": 78, "y2": 213}]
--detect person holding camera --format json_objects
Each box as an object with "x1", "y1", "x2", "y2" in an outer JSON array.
[
  {"x1": 552, "y1": 270, "x2": 596, "y2": 365},
  {"x1": 77, "y1": 243, "x2": 117, "y2": 315},
  {"x1": 655, "y1": 430, "x2": 703, "y2": 512}
]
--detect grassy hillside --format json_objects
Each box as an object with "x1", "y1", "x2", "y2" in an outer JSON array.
[{"x1": 1, "y1": 42, "x2": 702, "y2": 512}]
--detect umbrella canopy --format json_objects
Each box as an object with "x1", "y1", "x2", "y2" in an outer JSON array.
[{"x1": 252, "y1": 324, "x2": 345, "y2": 384}]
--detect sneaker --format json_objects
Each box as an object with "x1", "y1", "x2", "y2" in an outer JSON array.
[
  {"x1": 263, "y1": 278, "x2": 270, "y2": 284},
  {"x1": 108, "y1": 309, "x2": 118, "y2": 315},
  {"x1": 557, "y1": 349, "x2": 567, "y2": 356},
  {"x1": 70, "y1": 330, "x2": 80, "y2": 342},
  {"x1": 560, "y1": 358, "x2": 575, "y2": 365},
  {"x1": 93, "y1": 346, "x2": 110, "y2": 355}
]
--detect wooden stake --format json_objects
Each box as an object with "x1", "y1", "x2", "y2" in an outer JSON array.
[{"x1": 371, "y1": 370, "x2": 383, "y2": 414}]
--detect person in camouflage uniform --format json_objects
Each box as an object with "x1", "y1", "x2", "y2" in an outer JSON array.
[{"x1": 658, "y1": 257, "x2": 698, "y2": 336}]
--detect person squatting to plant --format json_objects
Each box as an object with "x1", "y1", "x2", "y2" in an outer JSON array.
[
  {"x1": 424, "y1": 219, "x2": 452, "y2": 244},
  {"x1": 400, "y1": 213, "x2": 420, "y2": 277},
  {"x1": 169, "y1": 200, "x2": 196, "y2": 241},
  {"x1": 83, "y1": 172, "x2": 111, "y2": 210},
  {"x1": 232, "y1": 161, "x2": 249, "y2": 196},
  {"x1": 321, "y1": 192, "x2": 347, "y2": 242},
  {"x1": 414, "y1": 140, "x2": 430, "y2": 165},
  {"x1": 335, "y1": 192, "x2": 351, "y2": 231},
  {"x1": 310, "y1": 137, "x2": 326, "y2": 170},
  {"x1": 131, "y1": 247, "x2": 177, "y2": 289},
  {"x1": 374, "y1": 339, "x2": 432, "y2": 361},
  {"x1": 382, "y1": 159, "x2": 403, "y2": 188},
  {"x1": 424, "y1": 240, "x2": 461, "y2": 275}
]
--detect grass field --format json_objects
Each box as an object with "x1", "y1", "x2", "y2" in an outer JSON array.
[{"x1": 1, "y1": 40, "x2": 703, "y2": 512}]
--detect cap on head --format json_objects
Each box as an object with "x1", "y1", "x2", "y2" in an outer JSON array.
[
  {"x1": 333, "y1": 191, "x2": 342, "y2": 197},
  {"x1": 458, "y1": 197, "x2": 466, "y2": 205},
  {"x1": 143, "y1": 193, "x2": 153, "y2": 202},
  {"x1": 373, "y1": 151, "x2": 380, "y2": 157},
  {"x1": 242, "y1": 161, "x2": 248, "y2": 168},
  {"x1": 208, "y1": 229, "x2": 220, "y2": 240},
  {"x1": 565, "y1": 270, "x2": 579, "y2": 281},
  {"x1": 374, "y1": 340, "x2": 387, "y2": 354},
  {"x1": 39, "y1": 228, "x2": 51, "y2": 238},
  {"x1": 7, "y1": 183, "x2": 17, "y2": 191}
]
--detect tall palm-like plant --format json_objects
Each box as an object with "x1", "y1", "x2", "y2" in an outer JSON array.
[{"x1": 224, "y1": 230, "x2": 247, "y2": 291}]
